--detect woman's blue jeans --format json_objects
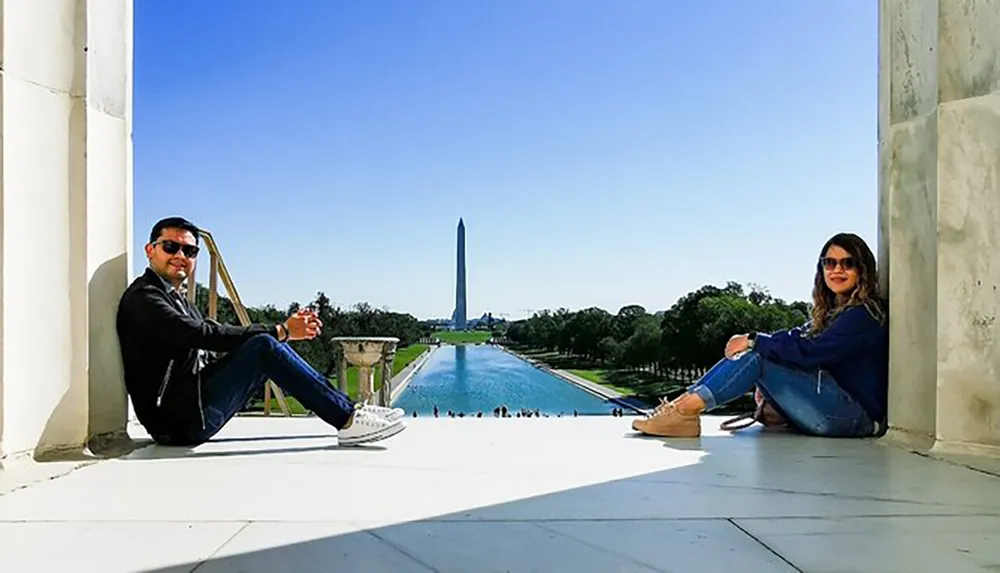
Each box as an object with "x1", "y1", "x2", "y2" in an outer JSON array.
[{"x1": 687, "y1": 351, "x2": 881, "y2": 437}]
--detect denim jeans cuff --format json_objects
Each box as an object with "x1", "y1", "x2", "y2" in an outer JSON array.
[{"x1": 686, "y1": 384, "x2": 718, "y2": 411}]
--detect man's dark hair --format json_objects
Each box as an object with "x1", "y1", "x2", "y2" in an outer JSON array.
[{"x1": 149, "y1": 217, "x2": 201, "y2": 244}]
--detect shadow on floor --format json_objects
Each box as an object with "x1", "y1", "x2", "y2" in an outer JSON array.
[
  {"x1": 122, "y1": 432, "x2": 385, "y2": 460},
  {"x1": 131, "y1": 429, "x2": 1000, "y2": 573}
]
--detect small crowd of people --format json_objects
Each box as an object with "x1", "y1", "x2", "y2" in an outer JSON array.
[
  {"x1": 422, "y1": 405, "x2": 573, "y2": 418},
  {"x1": 410, "y1": 405, "x2": 631, "y2": 418}
]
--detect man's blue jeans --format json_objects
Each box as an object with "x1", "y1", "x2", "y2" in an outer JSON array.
[
  {"x1": 687, "y1": 351, "x2": 880, "y2": 437},
  {"x1": 191, "y1": 334, "x2": 355, "y2": 443}
]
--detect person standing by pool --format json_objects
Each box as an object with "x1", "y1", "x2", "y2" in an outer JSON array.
[{"x1": 631, "y1": 233, "x2": 888, "y2": 439}]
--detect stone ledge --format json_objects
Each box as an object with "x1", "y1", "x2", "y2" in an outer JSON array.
[{"x1": 389, "y1": 346, "x2": 437, "y2": 402}]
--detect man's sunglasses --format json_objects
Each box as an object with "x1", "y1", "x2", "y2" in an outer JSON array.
[
  {"x1": 154, "y1": 240, "x2": 200, "y2": 259},
  {"x1": 820, "y1": 256, "x2": 855, "y2": 271}
]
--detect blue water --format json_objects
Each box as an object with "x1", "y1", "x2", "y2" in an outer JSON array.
[{"x1": 392, "y1": 345, "x2": 618, "y2": 416}]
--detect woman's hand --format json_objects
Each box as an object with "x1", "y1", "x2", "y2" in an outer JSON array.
[{"x1": 725, "y1": 334, "x2": 750, "y2": 359}]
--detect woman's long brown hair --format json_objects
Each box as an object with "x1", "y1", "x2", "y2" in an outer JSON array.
[{"x1": 809, "y1": 233, "x2": 886, "y2": 335}]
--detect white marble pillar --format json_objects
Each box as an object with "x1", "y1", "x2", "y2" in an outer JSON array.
[
  {"x1": 0, "y1": 0, "x2": 133, "y2": 461},
  {"x1": 84, "y1": 0, "x2": 133, "y2": 453},
  {"x1": 880, "y1": 0, "x2": 1000, "y2": 457}
]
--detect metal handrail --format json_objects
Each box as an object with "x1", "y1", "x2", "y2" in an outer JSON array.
[{"x1": 185, "y1": 229, "x2": 291, "y2": 417}]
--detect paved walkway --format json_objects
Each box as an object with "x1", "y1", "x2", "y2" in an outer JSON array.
[
  {"x1": 1, "y1": 417, "x2": 999, "y2": 572},
  {"x1": 389, "y1": 346, "x2": 436, "y2": 401},
  {"x1": 549, "y1": 368, "x2": 653, "y2": 411}
]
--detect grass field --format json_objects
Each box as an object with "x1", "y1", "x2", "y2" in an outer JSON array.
[
  {"x1": 433, "y1": 330, "x2": 492, "y2": 344},
  {"x1": 566, "y1": 369, "x2": 636, "y2": 396},
  {"x1": 249, "y1": 344, "x2": 430, "y2": 415},
  {"x1": 518, "y1": 348, "x2": 681, "y2": 404}
]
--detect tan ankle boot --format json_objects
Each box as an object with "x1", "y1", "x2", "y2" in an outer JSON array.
[{"x1": 631, "y1": 401, "x2": 701, "y2": 437}]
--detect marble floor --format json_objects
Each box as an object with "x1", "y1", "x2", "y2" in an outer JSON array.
[{"x1": 1, "y1": 416, "x2": 998, "y2": 572}]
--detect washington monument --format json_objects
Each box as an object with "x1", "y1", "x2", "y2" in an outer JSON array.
[{"x1": 452, "y1": 218, "x2": 467, "y2": 330}]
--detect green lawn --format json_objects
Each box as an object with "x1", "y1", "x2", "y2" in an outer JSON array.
[
  {"x1": 514, "y1": 348, "x2": 676, "y2": 403},
  {"x1": 249, "y1": 344, "x2": 430, "y2": 414},
  {"x1": 566, "y1": 369, "x2": 635, "y2": 396},
  {"x1": 434, "y1": 330, "x2": 492, "y2": 344}
]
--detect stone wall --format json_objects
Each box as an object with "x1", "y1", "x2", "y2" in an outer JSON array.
[
  {"x1": 879, "y1": 0, "x2": 1000, "y2": 455},
  {"x1": 0, "y1": 0, "x2": 133, "y2": 460}
]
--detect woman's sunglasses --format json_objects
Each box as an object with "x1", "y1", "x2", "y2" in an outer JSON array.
[
  {"x1": 154, "y1": 240, "x2": 200, "y2": 259},
  {"x1": 820, "y1": 256, "x2": 855, "y2": 271}
]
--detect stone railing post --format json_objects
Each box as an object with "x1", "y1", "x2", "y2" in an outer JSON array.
[
  {"x1": 337, "y1": 355, "x2": 348, "y2": 394},
  {"x1": 331, "y1": 337, "x2": 400, "y2": 405},
  {"x1": 379, "y1": 344, "x2": 398, "y2": 406}
]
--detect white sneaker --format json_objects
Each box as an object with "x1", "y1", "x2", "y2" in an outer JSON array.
[
  {"x1": 338, "y1": 410, "x2": 406, "y2": 446},
  {"x1": 359, "y1": 403, "x2": 405, "y2": 422}
]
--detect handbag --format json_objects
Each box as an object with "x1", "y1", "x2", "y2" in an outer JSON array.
[{"x1": 719, "y1": 387, "x2": 790, "y2": 431}]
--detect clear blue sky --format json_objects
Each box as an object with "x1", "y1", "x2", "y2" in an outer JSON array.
[{"x1": 134, "y1": 0, "x2": 878, "y2": 320}]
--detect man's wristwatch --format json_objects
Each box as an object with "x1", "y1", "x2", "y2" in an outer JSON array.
[
  {"x1": 278, "y1": 323, "x2": 290, "y2": 342},
  {"x1": 747, "y1": 332, "x2": 757, "y2": 348}
]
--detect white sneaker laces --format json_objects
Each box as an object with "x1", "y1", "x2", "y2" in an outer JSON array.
[{"x1": 349, "y1": 410, "x2": 386, "y2": 429}]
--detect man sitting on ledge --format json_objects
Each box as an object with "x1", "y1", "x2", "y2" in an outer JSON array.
[{"x1": 117, "y1": 216, "x2": 407, "y2": 447}]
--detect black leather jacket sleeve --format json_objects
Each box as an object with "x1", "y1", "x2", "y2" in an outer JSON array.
[{"x1": 125, "y1": 284, "x2": 278, "y2": 352}]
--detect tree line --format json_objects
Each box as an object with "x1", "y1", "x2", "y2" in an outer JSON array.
[
  {"x1": 190, "y1": 280, "x2": 810, "y2": 388},
  {"x1": 504, "y1": 282, "x2": 810, "y2": 378}
]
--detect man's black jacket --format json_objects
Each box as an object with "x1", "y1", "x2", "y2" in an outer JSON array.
[{"x1": 116, "y1": 268, "x2": 279, "y2": 436}]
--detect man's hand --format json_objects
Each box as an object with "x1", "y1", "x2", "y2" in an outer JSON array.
[
  {"x1": 724, "y1": 334, "x2": 750, "y2": 359},
  {"x1": 284, "y1": 309, "x2": 323, "y2": 341}
]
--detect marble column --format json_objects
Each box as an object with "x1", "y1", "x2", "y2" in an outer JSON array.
[
  {"x1": 0, "y1": 0, "x2": 133, "y2": 461},
  {"x1": 880, "y1": 0, "x2": 1000, "y2": 457}
]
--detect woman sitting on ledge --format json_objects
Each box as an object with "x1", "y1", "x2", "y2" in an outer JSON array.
[{"x1": 632, "y1": 232, "x2": 888, "y2": 439}]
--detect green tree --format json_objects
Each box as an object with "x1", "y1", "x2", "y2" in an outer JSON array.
[
  {"x1": 612, "y1": 304, "x2": 647, "y2": 341},
  {"x1": 503, "y1": 280, "x2": 809, "y2": 383},
  {"x1": 622, "y1": 315, "x2": 662, "y2": 370},
  {"x1": 565, "y1": 307, "x2": 612, "y2": 360}
]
